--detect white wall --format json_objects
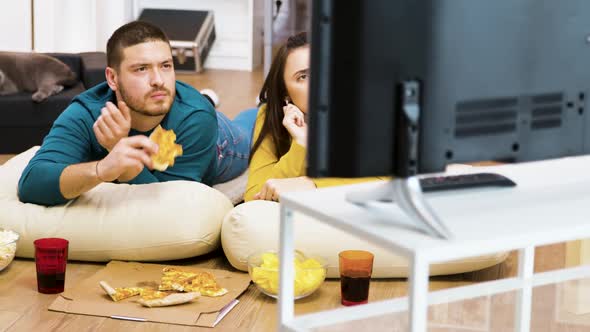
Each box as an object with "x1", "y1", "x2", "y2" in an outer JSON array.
[
  {"x1": 95, "y1": 0, "x2": 135, "y2": 53},
  {"x1": 0, "y1": 0, "x2": 33, "y2": 51},
  {"x1": 1, "y1": 0, "x2": 261, "y2": 71},
  {"x1": 34, "y1": 0, "x2": 133, "y2": 53}
]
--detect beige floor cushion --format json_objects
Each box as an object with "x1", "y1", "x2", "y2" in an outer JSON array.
[
  {"x1": 0, "y1": 147, "x2": 233, "y2": 261},
  {"x1": 221, "y1": 200, "x2": 508, "y2": 278}
]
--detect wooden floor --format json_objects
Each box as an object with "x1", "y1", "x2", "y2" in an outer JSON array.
[
  {"x1": 0, "y1": 155, "x2": 12, "y2": 166},
  {"x1": 176, "y1": 70, "x2": 264, "y2": 119},
  {"x1": 1, "y1": 69, "x2": 588, "y2": 331},
  {"x1": 1, "y1": 244, "x2": 584, "y2": 331}
]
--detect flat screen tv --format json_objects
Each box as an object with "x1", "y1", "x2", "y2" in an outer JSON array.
[{"x1": 307, "y1": 0, "x2": 590, "y2": 238}]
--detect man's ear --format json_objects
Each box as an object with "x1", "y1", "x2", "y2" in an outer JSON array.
[{"x1": 105, "y1": 67, "x2": 118, "y2": 91}]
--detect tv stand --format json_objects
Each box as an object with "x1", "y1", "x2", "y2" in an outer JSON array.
[
  {"x1": 278, "y1": 155, "x2": 590, "y2": 332},
  {"x1": 346, "y1": 177, "x2": 453, "y2": 239}
]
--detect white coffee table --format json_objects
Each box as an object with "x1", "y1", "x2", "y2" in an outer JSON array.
[{"x1": 277, "y1": 155, "x2": 590, "y2": 332}]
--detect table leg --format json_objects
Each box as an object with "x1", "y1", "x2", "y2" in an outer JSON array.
[
  {"x1": 515, "y1": 246, "x2": 535, "y2": 332},
  {"x1": 278, "y1": 204, "x2": 295, "y2": 330},
  {"x1": 409, "y1": 255, "x2": 429, "y2": 332}
]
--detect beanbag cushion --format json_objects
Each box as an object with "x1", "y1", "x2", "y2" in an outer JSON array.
[
  {"x1": 0, "y1": 147, "x2": 233, "y2": 261},
  {"x1": 221, "y1": 200, "x2": 508, "y2": 278}
]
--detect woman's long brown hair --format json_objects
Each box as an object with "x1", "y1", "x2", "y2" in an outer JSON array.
[{"x1": 249, "y1": 32, "x2": 309, "y2": 163}]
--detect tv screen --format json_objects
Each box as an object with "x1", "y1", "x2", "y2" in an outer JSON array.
[{"x1": 307, "y1": 0, "x2": 590, "y2": 178}]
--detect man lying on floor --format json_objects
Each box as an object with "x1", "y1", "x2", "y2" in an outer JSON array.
[{"x1": 18, "y1": 21, "x2": 256, "y2": 206}]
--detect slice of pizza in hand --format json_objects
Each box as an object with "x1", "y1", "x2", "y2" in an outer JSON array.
[
  {"x1": 99, "y1": 281, "x2": 143, "y2": 302},
  {"x1": 149, "y1": 125, "x2": 183, "y2": 171}
]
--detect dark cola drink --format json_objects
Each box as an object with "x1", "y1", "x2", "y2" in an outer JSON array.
[
  {"x1": 37, "y1": 271, "x2": 65, "y2": 294},
  {"x1": 340, "y1": 273, "x2": 370, "y2": 305}
]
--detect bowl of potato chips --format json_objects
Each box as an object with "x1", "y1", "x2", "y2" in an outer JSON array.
[
  {"x1": 0, "y1": 228, "x2": 19, "y2": 272},
  {"x1": 247, "y1": 250, "x2": 327, "y2": 299}
]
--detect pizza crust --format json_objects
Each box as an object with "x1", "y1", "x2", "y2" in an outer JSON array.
[
  {"x1": 99, "y1": 281, "x2": 142, "y2": 302},
  {"x1": 137, "y1": 292, "x2": 200, "y2": 307}
]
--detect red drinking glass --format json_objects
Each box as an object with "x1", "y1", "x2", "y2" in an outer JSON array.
[{"x1": 34, "y1": 238, "x2": 69, "y2": 294}]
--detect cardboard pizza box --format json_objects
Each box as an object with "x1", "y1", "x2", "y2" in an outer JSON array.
[{"x1": 48, "y1": 261, "x2": 251, "y2": 327}]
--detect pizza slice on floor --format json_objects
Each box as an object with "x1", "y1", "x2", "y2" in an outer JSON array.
[
  {"x1": 137, "y1": 292, "x2": 200, "y2": 308},
  {"x1": 99, "y1": 281, "x2": 143, "y2": 302},
  {"x1": 159, "y1": 267, "x2": 228, "y2": 297},
  {"x1": 158, "y1": 267, "x2": 197, "y2": 291},
  {"x1": 171, "y1": 271, "x2": 228, "y2": 297}
]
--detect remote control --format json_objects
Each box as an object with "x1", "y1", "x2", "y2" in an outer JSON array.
[{"x1": 419, "y1": 172, "x2": 516, "y2": 193}]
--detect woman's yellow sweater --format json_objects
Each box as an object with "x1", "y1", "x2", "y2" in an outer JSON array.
[{"x1": 245, "y1": 106, "x2": 383, "y2": 201}]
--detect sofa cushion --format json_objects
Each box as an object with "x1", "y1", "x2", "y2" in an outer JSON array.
[
  {"x1": 1, "y1": 82, "x2": 85, "y2": 127},
  {"x1": 221, "y1": 200, "x2": 509, "y2": 278},
  {"x1": 79, "y1": 52, "x2": 107, "y2": 88},
  {"x1": 0, "y1": 147, "x2": 233, "y2": 261},
  {"x1": 0, "y1": 83, "x2": 86, "y2": 154}
]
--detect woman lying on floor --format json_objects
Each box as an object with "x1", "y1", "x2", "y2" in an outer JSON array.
[{"x1": 245, "y1": 32, "x2": 383, "y2": 202}]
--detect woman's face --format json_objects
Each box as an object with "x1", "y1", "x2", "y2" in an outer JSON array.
[{"x1": 283, "y1": 45, "x2": 310, "y2": 113}]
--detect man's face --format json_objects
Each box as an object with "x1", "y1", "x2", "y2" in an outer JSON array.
[{"x1": 114, "y1": 41, "x2": 176, "y2": 117}]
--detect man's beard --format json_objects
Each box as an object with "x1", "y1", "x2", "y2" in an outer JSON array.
[{"x1": 118, "y1": 83, "x2": 173, "y2": 117}]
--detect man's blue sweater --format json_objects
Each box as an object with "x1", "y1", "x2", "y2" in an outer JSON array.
[{"x1": 18, "y1": 81, "x2": 218, "y2": 206}]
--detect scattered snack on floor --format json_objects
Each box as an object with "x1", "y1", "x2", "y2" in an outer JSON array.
[
  {"x1": 160, "y1": 267, "x2": 228, "y2": 297},
  {"x1": 138, "y1": 292, "x2": 200, "y2": 308},
  {"x1": 98, "y1": 267, "x2": 224, "y2": 308},
  {"x1": 99, "y1": 281, "x2": 143, "y2": 302}
]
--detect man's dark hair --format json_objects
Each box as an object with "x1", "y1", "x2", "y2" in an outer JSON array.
[{"x1": 106, "y1": 21, "x2": 170, "y2": 69}]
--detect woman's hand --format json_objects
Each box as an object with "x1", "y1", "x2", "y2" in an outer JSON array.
[
  {"x1": 282, "y1": 103, "x2": 307, "y2": 148},
  {"x1": 253, "y1": 176, "x2": 316, "y2": 201}
]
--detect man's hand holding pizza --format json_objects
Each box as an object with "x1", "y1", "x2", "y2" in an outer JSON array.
[
  {"x1": 93, "y1": 101, "x2": 145, "y2": 182},
  {"x1": 96, "y1": 136, "x2": 158, "y2": 183},
  {"x1": 93, "y1": 101, "x2": 182, "y2": 182}
]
